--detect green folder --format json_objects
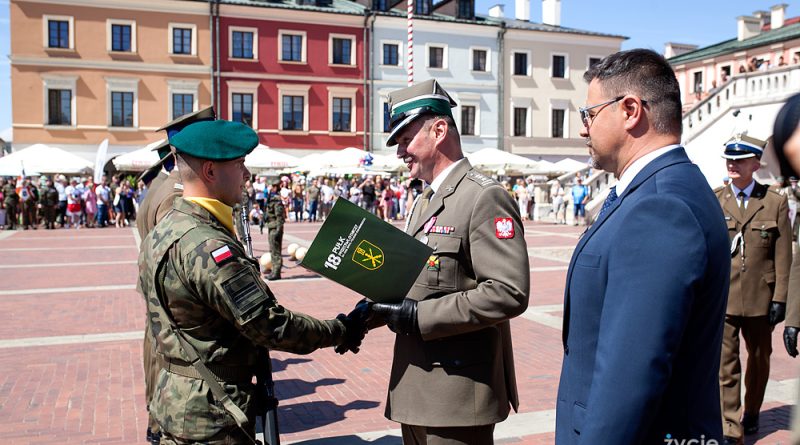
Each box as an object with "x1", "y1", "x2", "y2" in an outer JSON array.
[{"x1": 300, "y1": 198, "x2": 433, "y2": 303}]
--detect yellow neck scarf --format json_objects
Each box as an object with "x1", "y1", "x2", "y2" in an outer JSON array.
[{"x1": 184, "y1": 197, "x2": 235, "y2": 234}]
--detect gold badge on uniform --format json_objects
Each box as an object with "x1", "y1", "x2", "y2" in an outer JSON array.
[{"x1": 426, "y1": 255, "x2": 440, "y2": 271}]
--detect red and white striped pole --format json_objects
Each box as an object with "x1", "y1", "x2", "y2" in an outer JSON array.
[{"x1": 407, "y1": 0, "x2": 414, "y2": 86}]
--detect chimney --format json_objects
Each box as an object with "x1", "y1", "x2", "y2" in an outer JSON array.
[
  {"x1": 753, "y1": 10, "x2": 770, "y2": 28},
  {"x1": 737, "y1": 15, "x2": 761, "y2": 41},
  {"x1": 515, "y1": 0, "x2": 529, "y2": 21},
  {"x1": 489, "y1": 4, "x2": 505, "y2": 18},
  {"x1": 664, "y1": 42, "x2": 698, "y2": 59},
  {"x1": 542, "y1": 0, "x2": 561, "y2": 26},
  {"x1": 771, "y1": 3, "x2": 788, "y2": 29}
]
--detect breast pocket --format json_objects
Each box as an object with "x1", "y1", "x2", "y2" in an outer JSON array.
[
  {"x1": 751, "y1": 220, "x2": 778, "y2": 247},
  {"x1": 426, "y1": 235, "x2": 462, "y2": 290}
]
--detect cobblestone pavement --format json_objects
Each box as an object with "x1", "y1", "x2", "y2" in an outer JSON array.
[{"x1": 0, "y1": 221, "x2": 796, "y2": 444}]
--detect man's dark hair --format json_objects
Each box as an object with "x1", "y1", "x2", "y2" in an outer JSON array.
[{"x1": 584, "y1": 49, "x2": 682, "y2": 136}]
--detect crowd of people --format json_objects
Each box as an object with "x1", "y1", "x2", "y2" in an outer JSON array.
[{"x1": 0, "y1": 174, "x2": 143, "y2": 230}]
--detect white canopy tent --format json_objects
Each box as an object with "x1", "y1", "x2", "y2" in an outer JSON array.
[
  {"x1": 0, "y1": 144, "x2": 93, "y2": 176},
  {"x1": 111, "y1": 139, "x2": 164, "y2": 172},
  {"x1": 553, "y1": 158, "x2": 588, "y2": 174},
  {"x1": 296, "y1": 147, "x2": 369, "y2": 171},
  {"x1": 466, "y1": 147, "x2": 540, "y2": 174},
  {"x1": 245, "y1": 145, "x2": 299, "y2": 172}
]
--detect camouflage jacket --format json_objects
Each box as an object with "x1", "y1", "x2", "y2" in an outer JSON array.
[
  {"x1": 138, "y1": 198, "x2": 345, "y2": 441},
  {"x1": 265, "y1": 193, "x2": 285, "y2": 229},
  {"x1": 2, "y1": 184, "x2": 18, "y2": 204},
  {"x1": 42, "y1": 186, "x2": 59, "y2": 207}
]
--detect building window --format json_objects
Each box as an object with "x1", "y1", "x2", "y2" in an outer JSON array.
[
  {"x1": 48, "y1": 89, "x2": 72, "y2": 125},
  {"x1": 383, "y1": 102, "x2": 391, "y2": 133},
  {"x1": 693, "y1": 71, "x2": 703, "y2": 93},
  {"x1": 513, "y1": 52, "x2": 528, "y2": 76},
  {"x1": 472, "y1": 49, "x2": 487, "y2": 72},
  {"x1": 48, "y1": 19, "x2": 70, "y2": 49},
  {"x1": 513, "y1": 107, "x2": 527, "y2": 137},
  {"x1": 383, "y1": 43, "x2": 399, "y2": 66},
  {"x1": 552, "y1": 54, "x2": 567, "y2": 78},
  {"x1": 282, "y1": 96, "x2": 304, "y2": 130},
  {"x1": 588, "y1": 57, "x2": 601, "y2": 69},
  {"x1": 281, "y1": 33, "x2": 303, "y2": 62},
  {"x1": 232, "y1": 30, "x2": 254, "y2": 59},
  {"x1": 172, "y1": 94, "x2": 194, "y2": 120},
  {"x1": 232, "y1": 93, "x2": 253, "y2": 127},
  {"x1": 551, "y1": 108, "x2": 565, "y2": 138},
  {"x1": 456, "y1": 0, "x2": 474, "y2": 19},
  {"x1": 111, "y1": 91, "x2": 134, "y2": 127},
  {"x1": 111, "y1": 24, "x2": 132, "y2": 52},
  {"x1": 331, "y1": 36, "x2": 354, "y2": 65},
  {"x1": 461, "y1": 106, "x2": 476, "y2": 136},
  {"x1": 416, "y1": 0, "x2": 432, "y2": 15},
  {"x1": 428, "y1": 45, "x2": 445, "y2": 69},
  {"x1": 332, "y1": 97, "x2": 351, "y2": 132},
  {"x1": 172, "y1": 27, "x2": 193, "y2": 55}
]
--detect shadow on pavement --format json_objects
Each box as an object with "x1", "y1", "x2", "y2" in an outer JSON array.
[
  {"x1": 750, "y1": 404, "x2": 792, "y2": 442},
  {"x1": 276, "y1": 400, "x2": 381, "y2": 434},
  {"x1": 271, "y1": 357, "x2": 312, "y2": 373},
  {"x1": 285, "y1": 435, "x2": 401, "y2": 445},
  {"x1": 275, "y1": 377, "x2": 346, "y2": 400}
]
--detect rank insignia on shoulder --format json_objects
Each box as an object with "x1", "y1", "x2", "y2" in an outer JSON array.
[
  {"x1": 211, "y1": 245, "x2": 234, "y2": 265},
  {"x1": 495, "y1": 217, "x2": 515, "y2": 239},
  {"x1": 426, "y1": 255, "x2": 440, "y2": 271}
]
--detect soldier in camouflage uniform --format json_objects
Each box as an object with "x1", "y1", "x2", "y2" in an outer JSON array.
[
  {"x1": 264, "y1": 181, "x2": 285, "y2": 281},
  {"x1": 138, "y1": 119, "x2": 366, "y2": 444},
  {"x1": 2, "y1": 179, "x2": 18, "y2": 230},
  {"x1": 40, "y1": 178, "x2": 60, "y2": 229}
]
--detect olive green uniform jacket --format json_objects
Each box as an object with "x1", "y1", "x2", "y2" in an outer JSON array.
[
  {"x1": 138, "y1": 198, "x2": 346, "y2": 441},
  {"x1": 136, "y1": 169, "x2": 182, "y2": 242},
  {"x1": 387, "y1": 159, "x2": 530, "y2": 427},
  {"x1": 716, "y1": 183, "x2": 792, "y2": 316}
]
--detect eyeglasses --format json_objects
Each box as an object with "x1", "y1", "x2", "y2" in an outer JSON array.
[{"x1": 579, "y1": 96, "x2": 648, "y2": 128}]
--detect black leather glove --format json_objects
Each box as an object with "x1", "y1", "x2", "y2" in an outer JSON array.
[
  {"x1": 334, "y1": 300, "x2": 371, "y2": 355},
  {"x1": 785, "y1": 327, "x2": 799, "y2": 358},
  {"x1": 769, "y1": 301, "x2": 786, "y2": 326},
  {"x1": 371, "y1": 299, "x2": 418, "y2": 336}
]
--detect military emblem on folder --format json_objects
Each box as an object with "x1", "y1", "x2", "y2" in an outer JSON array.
[{"x1": 353, "y1": 240, "x2": 385, "y2": 270}]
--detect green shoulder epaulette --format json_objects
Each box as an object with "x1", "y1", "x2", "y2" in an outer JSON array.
[{"x1": 466, "y1": 170, "x2": 495, "y2": 188}]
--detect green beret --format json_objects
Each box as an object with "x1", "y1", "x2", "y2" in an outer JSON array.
[{"x1": 170, "y1": 120, "x2": 259, "y2": 161}]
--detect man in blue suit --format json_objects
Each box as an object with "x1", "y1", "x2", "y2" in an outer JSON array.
[{"x1": 556, "y1": 49, "x2": 730, "y2": 444}]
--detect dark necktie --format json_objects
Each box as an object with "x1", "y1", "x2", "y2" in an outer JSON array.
[
  {"x1": 597, "y1": 186, "x2": 617, "y2": 220},
  {"x1": 738, "y1": 191, "x2": 747, "y2": 214}
]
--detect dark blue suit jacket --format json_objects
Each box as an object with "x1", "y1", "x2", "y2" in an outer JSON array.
[{"x1": 555, "y1": 148, "x2": 729, "y2": 444}]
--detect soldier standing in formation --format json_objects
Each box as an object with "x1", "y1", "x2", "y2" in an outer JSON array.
[
  {"x1": 2, "y1": 179, "x2": 18, "y2": 230},
  {"x1": 40, "y1": 178, "x2": 59, "y2": 229},
  {"x1": 716, "y1": 134, "x2": 793, "y2": 445},
  {"x1": 264, "y1": 181, "x2": 285, "y2": 281},
  {"x1": 138, "y1": 119, "x2": 367, "y2": 444},
  {"x1": 136, "y1": 107, "x2": 214, "y2": 445},
  {"x1": 18, "y1": 179, "x2": 38, "y2": 230}
]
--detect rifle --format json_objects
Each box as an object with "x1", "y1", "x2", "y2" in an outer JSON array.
[{"x1": 240, "y1": 202, "x2": 281, "y2": 445}]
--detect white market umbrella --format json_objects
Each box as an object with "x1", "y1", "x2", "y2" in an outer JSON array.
[
  {"x1": 111, "y1": 139, "x2": 163, "y2": 172},
  {"x1": 553, "y1": 158, "x2": 587, "y2": 174},
  {"x1": 0, "y1": 144, "x2": 93, "y2": 176},
  {"x1": 245, "y1": 145, "x2": 299, "y2": 172},
  {"x1": 467, "y1": 147, "x2": 539, "y2": 173},
  {"x1": 297, "y1": 147, "x2": 371, "y2": 171},
  {"x1": 307, "y1": 166, "x2": 390, "y2": 177}
]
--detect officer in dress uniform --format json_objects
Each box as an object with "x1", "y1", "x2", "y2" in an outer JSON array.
[
  {"x1": 715, "y1": 134, "x2": 793, "y2": 445},
  {"x1": 264, "y1": 181, "x2": 285, "y2": 281},
  {"x1": 138, "y1": 119, "x2": 367, "y2": 444},
  {"x1": 357, "y1": 79, "x2": 530, "y2": 445},
  {"x1": 136, "y1": 107, "x2": 215, "y2": 444}
]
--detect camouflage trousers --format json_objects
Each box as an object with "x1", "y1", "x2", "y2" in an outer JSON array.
[
  {"x1": 158, "y1": 426, "x2": 258, "y2": 445},
  {"x1": 143, "y1": 326, "x2": 161, "y2": 436},
  {"x1": 268, "y1": 226, "x2": 283, "y2": 275}
]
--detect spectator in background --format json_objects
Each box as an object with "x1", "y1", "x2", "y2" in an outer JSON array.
[
  {"x1": 249, "y1": 202, "x2": 264, "y2": 226},
  {"x1": 552, "y1": 188, "x2": 565, "y2": 224},
  {"x1": 526, "y1": 177, "x2": 536, "y2": 220},
  {"x1": 65, "y1": 179, "x2": 81, "y2": 229},
  {"x1": 83, "y1": 181, "x2": 97, "y2": 228},
  {"x1": 18, "y1": 178, "x2": 38, "y2": 230},
  {"x1": 292, "y1": 181, "x2": 304, "y2": 222},
  {"x1": 778, "y1": 55, "x2": 787, "y2": 67},
  {"x1": 96, "y1": 179, "x2": 110, "y2": 228},
  {"x1": 55, "y1": 175, "x2": 67, "y2": 228},
  {"x1": 40, "y1": 178, "x2": 59, "y2": 230},
  {"x1": 349, "y1": 181, "x2": 362, "y2": 206},
  {"x1": 305, "y1": 178, "x2": 320, "y2": 222},
  {"x1": 380, "y1": 179, "x2": 393, "y2": 222},
  {"x1": 571, "y1": 176, "x2": 589, "y2": 226},
  {"x1": 360, "y1": 176, "x2": 376, "y2": 214},
  {"x1": 320, "y1": 178, "x2": 335, "y2": 221},
  {"x1": 514, "y1": 178, "x2": 529, "y2": 221},
  {"x1": 254, "y1": 177, "x2": 266, "y2": 211},
  {"x1": 279, "y1": 178, "x2": 291, "y2": 220}
]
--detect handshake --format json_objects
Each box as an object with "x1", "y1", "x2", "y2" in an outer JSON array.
[{"x1": 334, "y1": 298, "x2": 420, "y2": 354}]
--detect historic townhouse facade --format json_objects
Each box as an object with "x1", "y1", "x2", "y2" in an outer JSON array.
[
  {"x1": 10, "y1": 0, "x2": 212, "y2": 161},
  {"x1": 361, "y1": 0, "x2": 502, "y2": 155},
  {"x1": 217, "y1": 0, "x2": 368, "y2": 155},
  {"x1": 500, "y1": 0, "x2": 625, "y2": 161}
]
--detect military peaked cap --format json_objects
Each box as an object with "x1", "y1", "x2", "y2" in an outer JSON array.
[
  {"x1": 722, "y1": 134, "x2": 767, "y2": 160},
  {"x1": 157, "y1": 106, "x2": 216, "y2": 139},
  {"x1": 170, "y1": 120, "x2": 259, "y2": 161},
  {"x1": 386, "y1": 79, "x2": 457, "y2": 147}
]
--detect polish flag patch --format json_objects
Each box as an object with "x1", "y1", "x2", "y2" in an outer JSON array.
[
  {"x1": 495, "y1": 217, "x2": 515, "y2": 239},
  {"x1": 211, "y1": 245, "x2": 233, "y2": 264}
]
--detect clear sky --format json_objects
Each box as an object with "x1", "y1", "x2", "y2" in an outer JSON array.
[{"x1": 0, "y1": 0, "x2": 789, "y2": 137}]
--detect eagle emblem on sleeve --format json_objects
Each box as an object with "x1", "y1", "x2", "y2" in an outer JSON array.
[{"x1": 494, "y1": 217, "x2": 515, "y2": 239}]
